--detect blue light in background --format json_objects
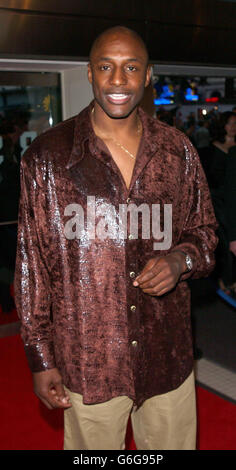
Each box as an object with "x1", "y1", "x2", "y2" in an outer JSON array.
[
  {"x1": 161, "y1": 85, "x2": 174, "y2": 99},
  {"x1": 185, "y1": 87, "x2": 199, "y2": 101},
  {"x1": 154, "y1": 98, "x2": 172, "y2": 105}
]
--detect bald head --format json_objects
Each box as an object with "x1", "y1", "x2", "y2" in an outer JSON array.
[
  {"x1": 89, "y1": 26, "x2": 149, "y2": 67},
  {"x1": 87, "y1": 25, "x2": 151, "y2": 119}
]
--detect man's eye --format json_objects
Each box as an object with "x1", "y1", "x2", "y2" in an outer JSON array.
[
  {"x1": 127, "y1": 65, "x2": 137, "y2": 71},
  {"x1": 100, "y1": 65, "x2": 110, "y2": 71}
]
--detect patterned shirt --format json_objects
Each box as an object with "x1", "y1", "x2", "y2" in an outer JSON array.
[{"x1": 14, "y1": 101, "x2": 218, "y2": 407}]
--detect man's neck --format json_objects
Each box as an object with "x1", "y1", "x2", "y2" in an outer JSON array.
[{"x1": 92, "y1": 102, "x2": 140, "y2": 139}]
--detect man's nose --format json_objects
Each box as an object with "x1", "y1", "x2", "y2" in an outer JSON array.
[{"x1": 110, "y1": 67, "x2": 127, "y2": 86}]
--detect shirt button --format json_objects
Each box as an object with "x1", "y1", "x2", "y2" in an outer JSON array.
[
  {"x1": 128, "y1": 234, "x2": 135, "y2": 240},
  {"x1": 130, "y1": 305, "x2": 136, "y2": 312},
  {"x1": 129, "y1": 271, "x2": 136, "y2": 278},
  {"x1": 131, "y1": 340, "x2": 138, "y2": 347}
]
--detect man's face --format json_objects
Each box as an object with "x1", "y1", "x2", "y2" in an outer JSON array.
[{"x1": 88, "y1": 32, "x2": 151, "y2": 119}]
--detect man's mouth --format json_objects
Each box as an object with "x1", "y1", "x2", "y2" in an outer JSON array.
[{"x1": 106, "y1": 93, "x2": 131, "y2": 104}]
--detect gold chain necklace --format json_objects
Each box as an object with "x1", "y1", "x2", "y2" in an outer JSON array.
[{"x1": 91, "y1": 107, "x2": 142, "y2": 160}]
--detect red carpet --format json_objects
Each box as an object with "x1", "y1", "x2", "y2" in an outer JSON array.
[
  {"x1": 0, "y1": 334, "x2": 235, "y2": 450},
  {"x1": 196, "y1": 386, "x2": 236, "y2": 450}
]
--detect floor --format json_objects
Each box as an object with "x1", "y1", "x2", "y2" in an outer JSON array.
[
  {"x1": 195, "y1": 358, "x2": 236, "y2": 404},
  {"x1": 190, "y1": 277, "x2": 236, "y2": 405}
]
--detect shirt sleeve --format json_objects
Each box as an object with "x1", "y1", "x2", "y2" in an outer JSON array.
[
  {"x1": 13, "y1": 148, "x2": 56, "y2": 373},
  {"x1": 172, "y1": 136, "x2": 218, "y2": 281}
]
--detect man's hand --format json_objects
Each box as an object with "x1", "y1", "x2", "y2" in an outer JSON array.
[
  {"x1": 33, "y1": 367, "x2": 72, "y2": 410},
  {"x1": 230, "y1": 240, "x2": 236, "y2": 257},
  {"x1": 133, "y1": 251, "x2": 187, "y2": 296}
]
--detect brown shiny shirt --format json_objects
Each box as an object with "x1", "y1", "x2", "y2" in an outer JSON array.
[{"x1": 14, "y1": 102, "x2": 218, "y2": 407}]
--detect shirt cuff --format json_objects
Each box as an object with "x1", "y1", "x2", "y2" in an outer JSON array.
[{"x1": 24, "y1": 341, "x2": 56, "y2": 373}]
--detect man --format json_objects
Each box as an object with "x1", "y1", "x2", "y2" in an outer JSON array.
[{"x1": 14, "y1": 26, "x2": 218, "y2": 450}]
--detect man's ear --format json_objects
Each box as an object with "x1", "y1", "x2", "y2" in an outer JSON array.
[
  {"x1": 87, "y1": 63, "x2": 92, "y2": 84},
  {"x1": 145, "y1": 64, "x2": 152, "y2": 88}
]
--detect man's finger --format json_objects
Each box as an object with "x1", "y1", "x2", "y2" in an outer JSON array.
[
  {"x1": 138, "y1": 257, "x2": 159, "y2": 275},
  {"x1": 45, "y1": 390, "x2": 71, "y2": 409},
  {"x1": 36, "y1": 386, "x2": 71, "y2": 409},
  {"x1": 136, "y1": 269, "x2": 168, "y2": 289},
  {"x1": 53, "y1": 382, "x2": 72, "y2": 406},
  {"x1": 142, "y1": 279, "x2": 174, "y2": 296},
  {"x1": 36, "y1": 392, "x2": 54, "y2": 410},
  {"x1": 133, "y1": 258, "x2": 164, "y2": 286}
]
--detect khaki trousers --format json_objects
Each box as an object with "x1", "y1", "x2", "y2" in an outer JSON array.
[{"x1": 64, "y1": 371, "x2": 196, "y2": 450}]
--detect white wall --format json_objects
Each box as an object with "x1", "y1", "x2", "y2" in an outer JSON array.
[{"x1": 61, "y1": 64, "x2": 93, "y2": 120}]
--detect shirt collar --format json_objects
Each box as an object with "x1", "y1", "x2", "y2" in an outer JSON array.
[
  {"x1": 65, "y1": 100, "x2": 94, "y2": 170},
  {"x1": 66, "y1": 99, "x2": 158, "y2": 170}
]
